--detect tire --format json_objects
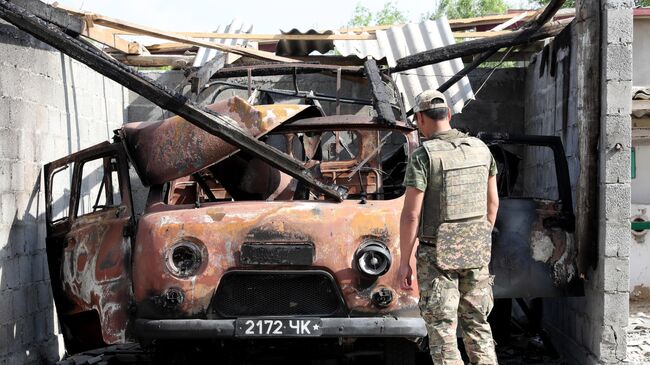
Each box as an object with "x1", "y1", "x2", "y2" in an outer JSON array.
[{"x1": 383, "y1": 339, "x2": 417, "y2": 365}]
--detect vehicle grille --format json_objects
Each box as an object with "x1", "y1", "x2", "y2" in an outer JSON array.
[{"x1": 211, "y1": 270, "x2": 345, "y2": 317}]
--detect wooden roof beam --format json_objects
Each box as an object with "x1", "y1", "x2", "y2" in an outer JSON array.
[{"x1": 52, "y1": 3, "x2": 298, "y2": 63}]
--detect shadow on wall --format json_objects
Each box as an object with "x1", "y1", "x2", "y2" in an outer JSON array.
[
  {"x1": 0, "y1": 24, "x2": 121, "y2": 360},
  {"x1": 0, "y1": 171, "x2": 59, "y2": 364}
]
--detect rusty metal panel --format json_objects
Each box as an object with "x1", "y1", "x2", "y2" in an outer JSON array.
[
  {"x1": 132, "y1": 199, "x2": 421, "y2": 319},
  {"x1": 121, "y1": 96, "x2": 321, "y2": 185}
]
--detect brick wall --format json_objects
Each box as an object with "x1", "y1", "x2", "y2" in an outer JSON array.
[{"x1": 0, "y1": 21, "x2": 127, "y2": 364}]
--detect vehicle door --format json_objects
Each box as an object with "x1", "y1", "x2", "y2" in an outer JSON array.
[{"x1": 45, "y1": 141, "x2": 134, "y2": 347}]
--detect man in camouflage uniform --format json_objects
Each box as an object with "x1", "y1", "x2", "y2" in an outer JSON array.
[{"x1": 397, "y1": 90, "x2": 499, "y2": 364}]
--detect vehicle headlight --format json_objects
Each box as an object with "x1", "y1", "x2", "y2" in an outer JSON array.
[
  {"x1": 354, "y1": 240, "x2": 392, "y2": 277},
  {"x1": 165, "y1": 240, "x2": 204, "y2": 277}
]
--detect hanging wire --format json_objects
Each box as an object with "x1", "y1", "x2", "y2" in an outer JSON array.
[{"x1": 463, "y1": 46, "x2": 515, "y2": 110}]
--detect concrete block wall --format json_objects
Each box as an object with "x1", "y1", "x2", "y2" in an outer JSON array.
[
  {"x1": 452, "y1": 68, "x2": 526, "y2": 135},
  {"x1": 597, "y1": 0, "x2": 633, "y2": 362},
  {"x1": 522, "y1": 25, "x2": 579, "y2": 201},
  {"x1": 0, "y1": 21, "x2": 127, "y2": 364},
  {"x1": 524, "y1": 1, "x2": 632, "y2": 364}
]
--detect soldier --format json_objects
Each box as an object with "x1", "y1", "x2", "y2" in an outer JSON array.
[{"x1": 397, "y1": 89, "x2": 499, "y2": 364}]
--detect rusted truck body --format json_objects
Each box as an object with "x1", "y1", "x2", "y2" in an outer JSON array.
[{"x1": 44, "y1": 88, "x2": 581, "y2": 358}]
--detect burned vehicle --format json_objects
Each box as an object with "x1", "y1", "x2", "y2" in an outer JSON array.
[{"x1": 43, "y1": 67, "x2": 581, "y2": 361}]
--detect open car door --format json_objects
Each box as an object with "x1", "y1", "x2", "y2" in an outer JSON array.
[{"x1": 44, "y1": 141, "x2": 134, "y2": 352}]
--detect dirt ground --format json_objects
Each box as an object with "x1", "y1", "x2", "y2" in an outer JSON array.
[{"x1": 627, "y1": 300, "x2": 650, "y2": 364}]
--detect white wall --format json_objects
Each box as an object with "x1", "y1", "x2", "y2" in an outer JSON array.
[
  {"x1": 633, "y1": 18, "x2": 650, "y2": 87},
  {"x1": 0, "y1": 21, "x2": 127, "y2": 364}
]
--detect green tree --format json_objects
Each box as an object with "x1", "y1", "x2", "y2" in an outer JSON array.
[
  {"x1": 431, "y1": 0, "x2": 508, "y2": 20},
  {"x1": 347, "y1": 1, "x2": 408, "y2": 27},
  {"x1": 375, "y1": 2, "x2": 408, "y2": 25},
  {"x1": 348, "y1": 4, "x2": 373, "y2": 27}
]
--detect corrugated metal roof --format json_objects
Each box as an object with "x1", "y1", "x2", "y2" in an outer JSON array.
[
  {"x1": 276, "y1": 29, "x2": 335, "y2": 56},
  {"x1": 193, "y1": 18, "x2": 254, "y2": 67},
  {"x1": 334, "y1": 18, "x2": 473, "y2": 114},
  {"x1": 633, "y1": 87, "x2": 650, "y2": 119}
]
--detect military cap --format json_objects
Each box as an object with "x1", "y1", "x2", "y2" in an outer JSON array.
[{"x1": 413, "y1": 89, "x2": 448, "y2": 113}]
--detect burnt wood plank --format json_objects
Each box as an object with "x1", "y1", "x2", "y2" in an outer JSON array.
[
  {"x1": 0, "y1": 0, "x2": 346, "y2": 201},
  {"x1": 8, "y1": 0, "x2": 84, "y2": 34},
  {"x1": 364, "y1": 58, "x2": 395, "y2": 125}
]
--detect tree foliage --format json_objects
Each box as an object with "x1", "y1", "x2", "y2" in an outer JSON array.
[
  {"x1": 347, "y1": 1, "x2": 407, "y2": 27},
  {"x1": 431, "y1": 0, "x2": 508, "y2": 20}
]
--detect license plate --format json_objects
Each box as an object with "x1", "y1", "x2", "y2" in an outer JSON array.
[{"x1": 235, "y1": 318, "x2": 322, "y2": 337}]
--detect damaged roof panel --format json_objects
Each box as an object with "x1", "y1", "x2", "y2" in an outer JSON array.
[
  {"x1": 335, "y1": 18, "x2": 473, "y2": 114},
  {"x1": 193, "y1": 19, "x2": 254, "y2": 67}
]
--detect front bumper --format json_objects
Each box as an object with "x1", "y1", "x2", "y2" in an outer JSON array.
[{"x1": 135, "y1": 317, "x2": 427, "y2": 339}]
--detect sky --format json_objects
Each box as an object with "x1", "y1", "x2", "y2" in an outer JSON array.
[{"x1": 48, "y1": 0, "x2": 537, "y2": 34}]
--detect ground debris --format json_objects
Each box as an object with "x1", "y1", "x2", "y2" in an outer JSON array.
[
  {"x1": 494, "y1": 334, "x2": 567, "y2": 365},
  {"x1": 627, "y1": 300, "x2": 650, "y2": 364}
]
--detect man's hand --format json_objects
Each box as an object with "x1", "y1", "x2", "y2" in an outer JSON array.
[{"x1": 398, "y1": 262, "x2": 414, "y2": 290}]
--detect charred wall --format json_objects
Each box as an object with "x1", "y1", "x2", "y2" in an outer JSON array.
[{"x1": 452, "y1": 68, "x2": 526, "y2": 135}]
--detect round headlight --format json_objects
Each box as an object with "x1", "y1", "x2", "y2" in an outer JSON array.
[
  {"x1": 165, "y1": 240, "x2": 204, "y2": 277},
  {"x1": 354, "y1": 240, "x2": 392, "y2": 277}
]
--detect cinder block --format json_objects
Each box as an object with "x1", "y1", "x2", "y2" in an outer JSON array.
[
  {"x1": 599, "y1": 145, "x2": 630, "y2": 184},
  {"x1": 0, "y1": 162, "x2": 10, "y2": 193},
  {"x1": 12, "y1": 286, "x2": 26, "y2": 319},
  {"x1": 602, "y1": 80, "x2": 632, "y2": 116},
  {"x1": 603, "y1": 291, "x2": 629, "y2": 326},
  {"x1": 603, "y1": 0, "x2": 635, "y2": 10},
  {"x1": 603, "y1": 8, "x2": 633, "y2": 44},
  {"x1": 602, "y1": 114, "x2": 631, "y2": 147},
  {"x1": 0, "y1": 129, "x2": 20, "y2": 160},
  {"x1": 0, "y1": 323, "x2": 14, "y2": 353},
  {"x1": 10, "y1": 162, "x2": 24, "y2": 192},
  {"x1": 600, "y1": 219, "x2": 632, "y2": 257},
  {"x1": 26, "y1": 284, "x2": 38, "y2": 315},
  {"x1": 37, "y1": 281, "x2": 52, "y2": 311},
  {"x1": 0, "y1": 288, "x2": 13, "y2": 325},
  {"x1": 20, "y1": 315, "x2": 35, "y2": 346},
  {"x1": 603, "y1": 44, "x2": 632, "y2": 82},
  {"x1": 600, "y1": 183, "x2": 631, "y2": 220},
  {"x1": 599, "y1": 323, "x2": 627, "y2": 363},
  {"x1": 600, "y1": 257, "x2": 629, "y2": 293},
  {"x1": 1, "y1": 193, "x2": 17, "y2": 225},
  {"x1": 19, "y1": 255, "x2": 32, "y2": 285}
]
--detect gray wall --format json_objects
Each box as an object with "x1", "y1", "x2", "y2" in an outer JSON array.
[
  {"x1": 452, "y1": 68, "x2": 525, "y2": 135},
  {"x1": 0, "y1": 21, "x2": 127, "y2": 364},
  {"x1": 633, "y1": 18, "x2": 650, "y2": 87},
  {"x1": 526, "y1": 2, "x2": 632, "y2": 364},
  {"x1": 522, "y1": 25, "x2": 579, "y2": 201}
]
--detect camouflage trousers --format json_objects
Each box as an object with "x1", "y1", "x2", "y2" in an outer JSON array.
[{"x1": 416, "y1": 244, "x2": 497, "y2": 365}]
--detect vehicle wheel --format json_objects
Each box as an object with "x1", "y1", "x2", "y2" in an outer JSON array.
[{"x1": 383, "y1": 339, "x2": 417, "y2": 365}]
